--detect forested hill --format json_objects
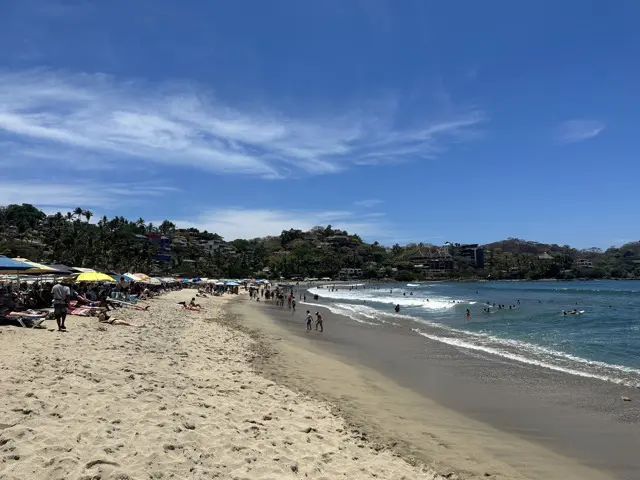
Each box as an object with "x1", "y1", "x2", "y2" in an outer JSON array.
[{"x1": 1, "y1": 204, "x2": 639, "y2": 280}]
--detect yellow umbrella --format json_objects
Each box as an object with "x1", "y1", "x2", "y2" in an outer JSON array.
[
  {"x1": 12, "y1": 258, "x2": 59, "y2": 274},
  {"x1": 76, "y1": 272, "x2": 117, "y2": 283}
]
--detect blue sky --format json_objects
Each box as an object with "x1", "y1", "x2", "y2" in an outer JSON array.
[{"x1": 1, "y1": 0, "x2": 638, "y2": 248}]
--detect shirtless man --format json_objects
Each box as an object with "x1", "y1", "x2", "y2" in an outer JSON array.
[{"x1": 315, "y1": 311, "x2": 323, "y2": 332}]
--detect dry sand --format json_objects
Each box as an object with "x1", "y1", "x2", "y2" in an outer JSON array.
[{"x1": 0, "y1": 290, "x2": 442, "y2": 480}]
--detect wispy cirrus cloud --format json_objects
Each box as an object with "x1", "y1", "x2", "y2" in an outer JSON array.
[
  {"x1": 168, "y1": 208, "x2": 391, "y2": 241},
  {"x1": 556, "y1": 120, "x2": 605, "y2": 144},
  {"x1": 354, "y1": 199, "x2": 383, "y2": 208},
  {"x1": 0, "y1": 180, "x2": 177, "y2": 210},
  {"x1": 0, "y1": 69, "x2": 486, "y2": 179}
]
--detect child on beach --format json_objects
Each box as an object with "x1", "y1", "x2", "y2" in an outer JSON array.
[{"x1": 305, "y1": 310, "x2": 313, "y2": 331}]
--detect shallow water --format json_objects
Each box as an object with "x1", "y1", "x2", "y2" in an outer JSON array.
[{"x1": 307, "y1": 280, "x2": 640, "y2": 387}]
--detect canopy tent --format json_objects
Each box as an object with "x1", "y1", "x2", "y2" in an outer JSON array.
[
  {"x1": 0, "y1": 256, "x2": 34, "y2": 274},
  {"x1": 76, "y1": 271, "x2": 116, "y2": 283},
  {"x1": 13, "y1": 258, "x2": 61, "y2": 274}
]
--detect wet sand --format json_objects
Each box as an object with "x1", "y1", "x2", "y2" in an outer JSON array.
[{"x1": 239, "y1": 295, "x2": 640, "y2": 480}]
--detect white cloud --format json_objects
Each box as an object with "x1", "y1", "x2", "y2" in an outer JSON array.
[
  {"x1": 556, "y1": 120, "x2": 605, "y2": 143},
  {"x1": 354, "y1": 199, "x2": 383, "y2": 208},
  {"x1": 0, "y1": 69, "x2": 485, "y2": 178},
  {"x1": 169, "y1": 208, "x2": 389, "y2": 241},
  {"x1": 0, "y1": 180, "x2": 177, "y2": 210}
]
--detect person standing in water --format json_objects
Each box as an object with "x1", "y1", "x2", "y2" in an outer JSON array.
[
  {"x1": 466, "y1": 308, "x2": 470, "y2": 318},
  {"x1": 394, "y1": 304, "x2": 400, "y2": 313}
]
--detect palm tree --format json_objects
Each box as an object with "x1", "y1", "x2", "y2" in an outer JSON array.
[
  {"x1": 73, "y1": 207, "x2": 84, "y2": 220},
  {"x1": 83, "y1": 210, "x2": 93, "y2": 223}
]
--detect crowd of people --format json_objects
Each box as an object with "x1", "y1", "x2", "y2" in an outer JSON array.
[
  {"x1": 0, "y1": 277, "x2": 185, "y2": 331},
  {"x1": 248, "y1": 284, "x2": 326, "y2": 334}
]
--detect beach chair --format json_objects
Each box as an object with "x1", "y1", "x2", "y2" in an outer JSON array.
[{"x1": 5, "y1": 312, "x2": 47, "y2": 328}]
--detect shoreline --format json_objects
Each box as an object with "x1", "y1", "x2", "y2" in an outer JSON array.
[{"x1": 242, "y1": 294, "x2": 640, "y2": 479}]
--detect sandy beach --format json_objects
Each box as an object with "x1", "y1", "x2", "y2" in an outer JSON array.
[{"x1": 0, "y1": 290, "x2": 442, "y2": 479}]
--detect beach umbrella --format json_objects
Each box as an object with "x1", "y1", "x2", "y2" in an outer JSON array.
[
  {"x1": 46, "y1": 264, "x2": 74, "y2": 275},
  {"x1": 226, "y1": 281, "x2": 239, "y2": 286},
  {"x1": 12, "y1": 258, "x2": 60, "y2": 274},
  {"x1": 0, "y1": 256, "x2": 34, "y2": 274},
  {"x1": 147, "y1": 277, "x2": 162, "y2": 285},
  {"x1": 72, "y1": 267, "x2": 97, "y2": 273},
  {"x1": 122, "y1": 273, "x2": 143, "y2": 282},
  {"x1": 215, "y1": 281, "x2": 225, "y2": 286},
  {"x1": 76, "y1": 271, "x2": 117, "y2": 283},
  {"x1": 134, "y1": 273, "x2": 151, "y2": 282}
]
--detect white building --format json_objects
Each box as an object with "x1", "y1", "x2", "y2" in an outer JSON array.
[{"x1": 575, "y1": 258, "x2": 594, "y2": 268}]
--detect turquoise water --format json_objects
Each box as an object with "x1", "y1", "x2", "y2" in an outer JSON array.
[{"x1": 307, "y1": 281, "x2": 640, "y2": 387}]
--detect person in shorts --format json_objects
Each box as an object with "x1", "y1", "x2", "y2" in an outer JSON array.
[
  {"x1": 305, "y1": 310, "x2": 313, "y2": 331},
  {"x1": 51, "y1": 280, "x2": 71, "y2": 331}
]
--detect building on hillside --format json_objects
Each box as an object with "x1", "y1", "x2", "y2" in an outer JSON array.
[
  {"x1": 457, "y1": 244, "x2": 485, "y2": 268},
  {"x1": 327, "y1": 235, "x2": 351, "y2": 246},
  {"x1": 538, "y1": 252, "x2": 554, "y2": 261},
  {"x1": 575, "y1": 258, "x2": 594, "y2": 268},
  {"x1": 197, "y1": 239, "x2": 224, "y2": 252},
  {"x1": 145, "y1": 233, "x2": 172, "y2": 263},
  {"x1": 338, "y1": 268, "x2": 363, "y2": 279},
  {"x1": 172, "y1": 236, "x2": 188, "y2": 247},
  {"x1": 408, "y1": 246, "x2": 454, "y2": 271}
]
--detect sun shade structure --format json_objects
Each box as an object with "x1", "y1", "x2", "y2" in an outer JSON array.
[
  {"x1": 121, "y1": 273, "x2": 143, "y2": 281},
  {"x1": 76, "y1": 272, "x2": 117, "y2": 283},
  {"x1": 71, "y1": 267, "x2": 97, "y2": 273},
  {"x1": 47, "y1": 264, "x2": 74, "y2": 275},
  {"x1": 0, "y1": 256, "x2": 34, "y2": 274},
  {"x1": 12, "y1": 258, "x2": 61, "y2": 274}
]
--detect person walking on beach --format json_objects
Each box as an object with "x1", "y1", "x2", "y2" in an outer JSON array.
[
  {"x1": 315, "y1": 311, "x2": 323, "y2": 332},
  {"x1": 51, "y1": 280, "x2": 70, "y2": 331},
  {"x1": 292, "y1": 299, "x2": 296, "y2": 312},
  {"x1": 305, "y1": 310, "x2": 313, "y2": 331}
]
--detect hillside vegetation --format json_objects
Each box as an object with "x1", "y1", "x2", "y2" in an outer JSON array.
[{"x1": 1, "y1": 204, "x2": 639, "y2": 280}]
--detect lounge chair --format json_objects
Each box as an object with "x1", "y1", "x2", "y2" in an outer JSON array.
[{"x1": 5, "y1": 312, "x2": 47, "y2": 328}]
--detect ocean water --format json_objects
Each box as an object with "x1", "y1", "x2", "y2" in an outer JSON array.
[{"x1": 306, "y1": 281, "x2": 640, "y2": 388}]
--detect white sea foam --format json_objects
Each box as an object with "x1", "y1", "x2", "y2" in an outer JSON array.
[
  {"x1": 301, "y1": 301, "x2": 380, "y2": 325},
  {"x1": 307, "y1": 287, "x2": 467, "y2": 310},
  {"x1": 412, "y1": 328, "x2": 640, "y2": 388}
]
